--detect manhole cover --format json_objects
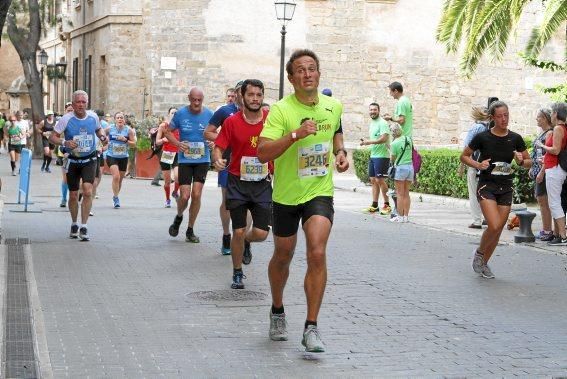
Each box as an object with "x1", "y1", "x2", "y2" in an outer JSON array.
[{"x1": 187, "y1": 290, "x2": 267, "y2": 302}]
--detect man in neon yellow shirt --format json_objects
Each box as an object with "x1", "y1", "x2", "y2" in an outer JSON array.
[
  {"x1": 384, "y1": 81, "x2": 413, "y2": 138},
  {"x1": 258, "y1": 49, "x2": 349, "y2": 353},
  {"x1": 360, "y1": 102, "x2": 391, "y2": 214}
]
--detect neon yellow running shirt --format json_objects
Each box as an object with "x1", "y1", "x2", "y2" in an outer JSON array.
[{"x1": 260, "y1": 94, "x2": 343, "y2": 205}]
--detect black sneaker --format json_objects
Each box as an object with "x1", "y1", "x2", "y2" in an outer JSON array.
[
  {"x1": 221, "y1": 234, "x2": 231, "y2": 255},
  {"x1": 547, "y1": 236, "x2": 567, "y2": 246},
  {"x1": 185, "y1": 228, "x2": 200, "y2": 243},
  {"x1": 168, "y1": 215, "x2": 183, "y2": 237},
  {"x1": 79, "y1": 227, "x2": 89, "y2": 241},
  {"x1": 69, "y1": 224, "x2": 79, "y2": 239},
  {"x1": 231, "y1": 271, "x2": 245, "y2": 289},
  {"x1": 540, "y1": 232, "x2": 555, "y2": 242},
  {"x1": 242, "y1": 241, "x2": 252, "y2": 265}
]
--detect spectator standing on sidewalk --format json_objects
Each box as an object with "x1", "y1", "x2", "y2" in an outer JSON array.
[
  {"x1": 538, "y1": 102, "x2": 567, "y2": 245},
  {"x1": 530, "y1": 108, "x2": 553, "y2": 241},
  {"x1": 389, "y1": 123, "x2": 413, "y2": 223},
  {"x1": 164, "y1": 87, "x2": 213, "y2": 243},
  {"x1": 360, "y1": 102, "x2": 391, "y2": 214},
  {"x1": 459, "y1": 106, "x2": 490, "y2": 229},
  {"x1": 461, "y1": 101, "x2": 530, "y2": 278},
  {"x1": 384, "y1": 81, "x2": 413, "y2": 138},
  {"x1": 258, "y1": 49, "x2": 349, "y2": 353}
]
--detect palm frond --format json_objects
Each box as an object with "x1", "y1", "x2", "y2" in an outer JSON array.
[{"x1": 525, "y1": 0, "x2": 567, "y2": 60}]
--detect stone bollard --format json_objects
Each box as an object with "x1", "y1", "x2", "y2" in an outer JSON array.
[{"x1": 514, "y1": 210, "x2": 536, "y2": 243}]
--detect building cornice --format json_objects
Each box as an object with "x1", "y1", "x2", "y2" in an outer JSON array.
[{"x1": 70, "y1": 14, "x2": 142, "y2": 39}]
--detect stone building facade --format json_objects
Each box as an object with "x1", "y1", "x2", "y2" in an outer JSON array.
[{"x1": 31, "y1": 0, "x2": 567, "y2": 145}]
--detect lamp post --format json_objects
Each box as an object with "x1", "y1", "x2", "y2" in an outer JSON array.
[
  {"x1": 37, "y1": 49, "x2": 48, "y2": 96},
  {"x1": 274, "y1": 1, "x2": 296, "y2": 100},
  {"x1": 54, "y1": 61, "x2": 67, "y2": 113}
]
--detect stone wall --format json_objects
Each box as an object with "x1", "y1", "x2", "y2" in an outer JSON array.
[
  {"x1": 0, "y1": 41, "x2": 24, "y2": 113},
  {"x1": 37, "y1": 0, "x2": 566, "y2": 145}
]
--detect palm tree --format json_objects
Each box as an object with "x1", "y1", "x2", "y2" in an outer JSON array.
[{"x1": 436, "y1": 0, "x2": 567, "y2": 78}]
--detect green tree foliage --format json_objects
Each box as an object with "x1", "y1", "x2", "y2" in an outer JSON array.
[{"x1": 436, "y1": 0, "x2": 567, "y2": 78}]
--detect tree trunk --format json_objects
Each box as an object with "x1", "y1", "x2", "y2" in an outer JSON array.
[{"x1": 6, "y1": 0, "x2": 44, "y2": 158}]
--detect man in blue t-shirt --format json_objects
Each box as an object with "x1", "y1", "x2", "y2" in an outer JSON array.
[
  {"x1": 204, "y1": 80, "x2": 243, "y2": 256},
  {"x1": 164, "y1": 87, "x2": 213, "y2": 243},
  {"x1": 50, "y1": 90, "x2": 108, "y2": 242}
]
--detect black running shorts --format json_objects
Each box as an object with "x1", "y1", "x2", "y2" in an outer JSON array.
[
  {"x1": 178, "y1": 163, "x2": 209, "y2": 185},
  {"x1": 477, "y1": 181, "x2": 513, "y2": 206},
  {"x1": 106, "y1": 156, "x2": 128, "y2": 172},
  {"x1": 272, "y1": 196, "x2": 334, "y2": 237},
  {"x1": 66, "y1": 159, "x2": 97, "y2": 191}
]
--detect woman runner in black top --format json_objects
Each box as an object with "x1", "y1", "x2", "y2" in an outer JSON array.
[{"x1": 460, "y1": 101, "x2": 531, "y2": 279}]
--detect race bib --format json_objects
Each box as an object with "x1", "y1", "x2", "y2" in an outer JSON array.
[
  {"x1": 10, "y1": 135, "x2": 21, "y2": 144},
  {"x1": 113, "y1": 144, "x2": 128, "y2": 156},
  {"x1": 298, "y1": 143, "x2": 330, "y2": 178},
  {"x1": 161, "y1": 151, "x2": 176, "y2": 164},
  {"x1": 240, "y1": 156, "x2": 268, "y2": 181},
  {"x1": 183, "y1": 141, "x2": 205, "y2": 160},
  {"x1": 491, "y1": 161, "x2": 514, "y2": 176},
  {"x1": 72, "y1": 134, "x2": 94, "y2": 154}
]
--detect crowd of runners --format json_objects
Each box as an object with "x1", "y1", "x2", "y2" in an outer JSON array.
[{"x1": 6, "y1": 47, "x2": 566, "y2": 354}]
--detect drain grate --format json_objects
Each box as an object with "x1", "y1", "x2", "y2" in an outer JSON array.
[
  {"x1": 187, "y1": 290, "x2": 268, "y2": 302},
  {"x1": 4, "y1": 237, "x2": 37, "y2": 378}
]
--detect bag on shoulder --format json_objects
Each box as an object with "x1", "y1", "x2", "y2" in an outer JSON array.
[
  {"x1": 387, "y1": 165, "x2": 396, "y2": 180},
  {"x1": 147, "y1": 126, "x2": 161, "y2": 160},
  {"x1": 558, "y1": 149, "x2": 567, "y2": 171},
  {"x1": 412, "y1": 147, "x2": 422, "y2": 174}
]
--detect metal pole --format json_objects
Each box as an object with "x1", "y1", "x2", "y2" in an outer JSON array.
[{"x1": 278, "y1": 24, "x2": 286, "y2": 100}]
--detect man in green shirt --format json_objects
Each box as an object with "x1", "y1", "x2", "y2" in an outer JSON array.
[
  {"x1": 360, "y1": 102, "x2": 391, "y2": 214},
  {"x1": 258, "y1": 49, "x2": 349, "y2": 353},
  {"x1": 384, "y1": 81, "x2": 413, "y2": 138}
]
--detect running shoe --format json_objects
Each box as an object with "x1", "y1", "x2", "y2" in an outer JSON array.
[
  {"x1": 269, "y1": 311, "x2": 288, "y2": 341},
  {"x1": 231, "y1": 271, "x2": 245, "y2": 289},
  {"x1": 302, "y1": 325, "x2": 325, "y2": 353},
  {"x1": 481, "y1": 264, "x2": 495, "y2": 279},
  {"x1": 89, "y1": 211, "x2": 94, "y2": 216},
  {"x1": 537, "y1": 230, "x2": 553, "y2": 241},
  {"x1": 41, "y1": 166, "x2": 45, "y2": 172},
  {"x1": 221, "y1": 234, "x2": 231, "y2": 255},
  {"x1": 11, "y1": 170, "x2": 16, "y2": 176},
  {"x1": 45, "y1": 167, "x2": 51, "y2": 173},
  {"x1": 171, "y1": 191, "x2": 179, "y2": 199},
  {"x1": 69, "y1": 224, "x2": 79, "y2": 239},
  {"x1": 472, "y1": 249, "x2": 483, "y2": 274},
  {"x1": 79, "y1": 227, "x2": 90, "y2": 241},
  {"x1": 547, "y1": 236, "x2": 567, "y2": 246},
  {"x1": 540, "y1": 232, "x2": 555, "y2": 242},
  {"x1": 242, "y1": 241, "x2": 252, "y2": 265},
  {"x1": 113, "y1": 196, "x2": 120, "y2": 208},
  {"x1": 185, "y1": 229, "x2": 200, "y2": 243},
  {"x1": 364, "y1": 205, "x2": 378, "y2": 213},
  {"x1": 379, "y1": 204, "x2": 392, "y2": 215},
  {"x1": 168, "y1": 215, "x2": 183, "y2": 237},
  {"x1": 60, "y1": 200, "x2": 66, "y2": 208},
  {"x1": 165, "y1": 199, "x2": 171, "y2": 208},
  {"x1": 389, "y1": 216, "x2": 402, "y2": 223}
]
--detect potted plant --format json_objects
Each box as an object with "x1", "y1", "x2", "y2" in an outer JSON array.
[{"x1": 128, "y1": 114, "x2": 162, "y2": 179}]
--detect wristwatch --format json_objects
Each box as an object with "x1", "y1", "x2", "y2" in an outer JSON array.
[{"x1": 291, "y1": 132, "x2": 298, "y2": 142}]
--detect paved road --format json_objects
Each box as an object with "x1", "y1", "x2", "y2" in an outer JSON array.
[{"x1": 1, "y1": 155, "x2": 567, "y2": 377}]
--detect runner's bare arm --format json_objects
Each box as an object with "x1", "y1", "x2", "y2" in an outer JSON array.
[
  {"x1": 212, "y1": 146, "x2": 227, "y2": 171},
  {"x1": 333, "y1": 133, "x2": 349, "y2": 173},
  {"x1": 204, "y1": 124, "x2": 219, "y2": 141}
]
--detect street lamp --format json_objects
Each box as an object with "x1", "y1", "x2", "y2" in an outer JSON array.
[
  {"x1": 54, "y1": 60, "x2": 67, "y2": 113},
  {"x1": 37, "y1": 49, "x2": 48, "y2": 94},
  {"x1": 274, "y1": 0, "x2": 296, "y2": 100}
]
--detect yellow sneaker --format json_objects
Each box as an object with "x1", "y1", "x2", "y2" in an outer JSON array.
[
  {"x1": 379, "y1": 205, "x2": 392, "y2": 215},
  {"x1": 363, "y1": 206, "x2": 378, "y2": 213}
]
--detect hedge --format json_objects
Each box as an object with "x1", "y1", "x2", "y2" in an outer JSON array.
[{"x1": 353, "y1": 140, "x2": 535, "y2": 203}]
